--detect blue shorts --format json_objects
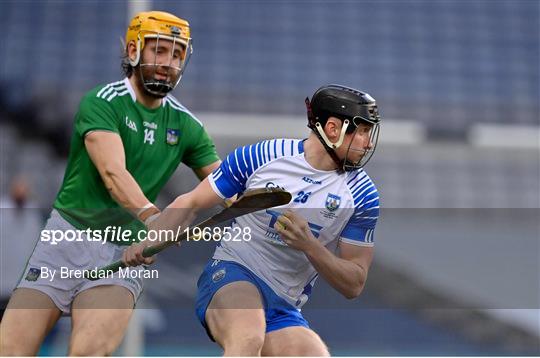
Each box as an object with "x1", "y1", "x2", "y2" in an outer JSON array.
[{"x1": 195, "y1": 259, "x2": 309, "y2": 340}]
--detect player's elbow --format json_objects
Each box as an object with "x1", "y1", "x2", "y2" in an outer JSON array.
[
  {"x1": 344, "y1": 287, "x2": 362, "y2": 299},
  {"x1": 343, "y1": 280, "x2": 366, "y2": 299}
]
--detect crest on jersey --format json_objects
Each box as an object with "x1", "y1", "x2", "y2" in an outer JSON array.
[
  {"x1": 325, "y1": 193, "x2": 341, "y2": 212},
  {"x1": 125, "y1": 116, "x2": 138, "y2": 132},
  {"x1": 25, "y1": 268, "x2": 41, "y2": 282},
  {"x1": 212, "y1": 269, "x2": 226, "y2": 283},
  {"x1": 166, "y1": 128, "x2": 179, "y2": 145}
]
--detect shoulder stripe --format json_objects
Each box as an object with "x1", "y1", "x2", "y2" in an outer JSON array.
[
  {"x1": 96, "y1": 82, "x2": 127, "y2": 100},
  {"x1": 247, "y1": 146, "x2": 254, "y2": 176},
  {"x1": 346, "y1": 169, "x2": 365, "y2": 185},
  {"x1": 258, "y1": 142, "x2": 264, "y2": 167},
  {"x1": 352, "y1": 180, "x2": 373, "y2": 199},
  {"x1": 361, "y1": 195, "x2": 380, "y2": 206},
  {"x1": 233, "y1": 149, "x2": 246, "y2": 181},
  {"x1": 259, "y1": 141, "x2": 266, "y2": 165},
  {"x1": 164, "y1": 97, "x2": 181, "y2": 110},
  {"x1": 211, "y1": 138, "x2": 308, "y2": 198},
  {"x1": 96, "y1": 83, "x2": 113, "y2": 98},
  {"x1": 96, "y1": 80, "x2": 124, "y2": 98},
  {"x1": 166, "y1": 95, "x2": 184, "y2": 108},
  {"x1": 354, "y1": 188, "x2": 377, "y2": 206},
  {"x1": 98, "y1": 86, "x2": 115, "y2": 99},
  {"x1": 253, "y1": 143, "x2": 259, "y2": 168},
  {"x1": 266, "y1": 140, "x2": 271, "y2": 162},
  {"x1": 241, "y1": 146, "x2": 249, "y2": 174},
  {"x1": 105, "y1": 87, "x2": 128, "y2": 102},
  {"x1": 165, "y1": 96, "x2": 203, "y2": 127},
  {"x1": 350, "y1": 174, "x2": 370, "y2": 194}
]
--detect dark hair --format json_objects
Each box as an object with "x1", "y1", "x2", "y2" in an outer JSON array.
[{"x1": 121, "y1": 52, "x2": 134, "y2": 78}]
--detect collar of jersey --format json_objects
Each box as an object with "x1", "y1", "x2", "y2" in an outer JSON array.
[
  {"x1": 134, "y1": 99, "x2": 163, "y2": 114},
  {"x1": 123, "y1": 77, "x2": 163, "y2": 114}
]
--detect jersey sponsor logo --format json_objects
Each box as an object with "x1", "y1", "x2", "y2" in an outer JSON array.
[
  {"x1": 302, "y1": 176, "x2": 322, "y2": 185},
  {"x1": 325, "y1": 193, "x2": 341, "y2": 212},
  {"x1": 212, "y1": 269, "x2": 226, "y2": 282},
  {"x1": 125, "y1": 116, "x2": 138, "y2": 132},
  {"x1": 266, "y1": 209, "x2": 322, "y2": 239},
  {"x1": 143, "y1": 128, "x2": 155, "y2": 145},
  {"x1": 166, "y1": 128, "x2": 180, "y2": 145},
  {"x1": 143, "y1": 121, "x2": 158, "y2": 130},
  {"x1": 264, "y1": 228, "x2": 286, "y2": 244},
  {"x1": 265, "y1": 182, "x2": 286, "y2": 191},
  {"x1": 25, "y1": 267, "x2": 41, "y2": 282}
]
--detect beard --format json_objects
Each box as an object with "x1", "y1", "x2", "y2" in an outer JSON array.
[{"x1": 134, "y1": 64, "x2": 180, "y2": 98}]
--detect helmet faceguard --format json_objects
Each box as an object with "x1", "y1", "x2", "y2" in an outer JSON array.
[
  {"x1": 125, "y1": 11, "x2": 193, "y2": 97},
  {"x1": 342, "y1": 117, "x2": 381, "y2": 171},
  {"x1": 306, "y1": 84, "x2": 381, "y2": 172}
]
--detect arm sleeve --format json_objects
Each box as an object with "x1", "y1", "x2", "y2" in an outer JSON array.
[
  {"x1": 209, "y1": 140, "x2": 276, "y2": 199},
  {"x1": 340, "y1": 188, "x2": 380, "y2": 247},
  {"x1": 75, "y1": 94, "x2": 120, "y2": 137},
  {"x1": 207, "y1": 145, "x2": 252, "y2": 199},
  {"x1": 182, "y1": 124, "x2": 220, "y2": 169},
  {"x1": 208, "y1": 139, "x2": 290, "y2": 199}
]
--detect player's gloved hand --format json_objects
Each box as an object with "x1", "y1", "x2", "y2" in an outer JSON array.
[
  {"x1": 274, "y1": 209, "x2": 317, "y2": 252},
  {"x1": 122, "y1": 240, "x2": 156, "y2": 267}
]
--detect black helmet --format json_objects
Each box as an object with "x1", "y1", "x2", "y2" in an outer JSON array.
[
  {"x1": 305, "y1": 84, "x2": 381, "y2": 172},
  {"x1": 309, "y1": 84, "x2": 381, "y2": 130}
]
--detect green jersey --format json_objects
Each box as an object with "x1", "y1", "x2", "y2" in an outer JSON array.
[{"x1": 53, "y1": 78, "x2": 219, "y2": 244}]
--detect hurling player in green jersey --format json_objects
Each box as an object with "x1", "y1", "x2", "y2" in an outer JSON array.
[{"x1": 0, "y1": 11, "x2": 220, "y2": 355}]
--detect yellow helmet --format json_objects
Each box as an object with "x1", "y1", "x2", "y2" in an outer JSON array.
[{"x1": 125, "y1": 11, "x2": 193, "y2": 96}]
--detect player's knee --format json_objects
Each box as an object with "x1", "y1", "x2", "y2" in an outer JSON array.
[
  {"x1": 289, "y1": 335, "x2": 330, "y2": 356},
  {"x1": 224, "y1": 332, "x2": 265, "y2": 356},
  {"x1": 0, "y1": 340, "x2": 35, "y2": 356},
  {"x1": 306, "y1": 342, "x2": 330, "y2": 357},
  {"x1": 69, "y1": 336, "x2": 116, "y2": 356},
  {"x1": 294, "y1": 343, "x2": 330, "y2": 356},
  {"x1": 0, "y1": 323, "x2": 38, "y2": 356}
]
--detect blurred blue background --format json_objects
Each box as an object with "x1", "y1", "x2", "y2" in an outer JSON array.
[
  {"x1": 1, "y1": 0, "x2": 538, "y2": 135},
  {"x1": 0, "y1": 0, "x2": 538, "y2": 356}
]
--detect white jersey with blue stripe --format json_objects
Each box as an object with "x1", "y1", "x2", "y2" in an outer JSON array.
[{"x1": 208, "y1": 139, "x2": 379, "y2": 307}]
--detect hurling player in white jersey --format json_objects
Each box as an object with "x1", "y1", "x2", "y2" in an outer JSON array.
[{"x1": 125, "y1": 84, "x2": 382, "y2": 356}]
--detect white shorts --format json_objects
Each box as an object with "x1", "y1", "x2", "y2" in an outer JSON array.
[{"x1": 16, "y1": 210, "x2": 144, "y2": 313}]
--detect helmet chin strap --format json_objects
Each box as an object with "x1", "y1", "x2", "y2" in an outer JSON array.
[
  {"x1": 309, "y1": 120, "x2": 351, "y2": 174},
  {"x1": 314, "y1": 120, "x2": 349, "y2": 149},
  {"x1": 305, "y1": 97, "x2": 352, "y2": 173}
]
